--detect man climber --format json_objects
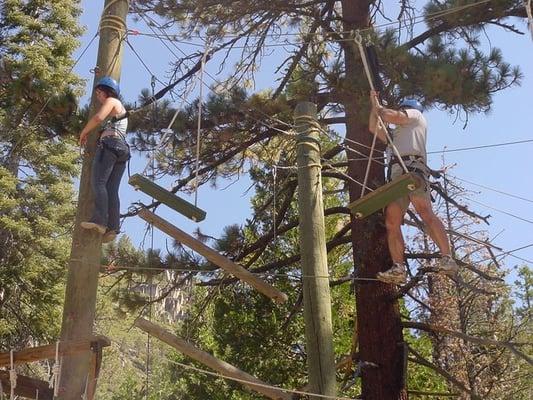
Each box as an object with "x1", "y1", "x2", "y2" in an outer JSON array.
[{"x1": 368, "y1": 91, "x2": 458, "y2": 284}]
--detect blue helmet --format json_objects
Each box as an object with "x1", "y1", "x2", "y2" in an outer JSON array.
[
  {"x1": 399, "y1": 97, "x2": 423, "y2": 112},
  {"x1": 95, "y1": 76, "x2": 120, "y2": 96}
]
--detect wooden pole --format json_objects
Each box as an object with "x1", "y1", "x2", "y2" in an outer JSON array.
[
  {"x1": 58, "y1": 1, "x2": 128, "y2": 399},
  {"x1": 137, "y1": 208, "x2": 288, "y2": 304},
  {"x1": 134, "y1": 318, "x2": 292, "y2": 400},
  {"x1": 294, "y1": 102, "x2": 337, "y2": 399}
]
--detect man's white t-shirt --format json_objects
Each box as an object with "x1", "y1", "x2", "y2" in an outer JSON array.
[{"x1": 392, "y1": 109, "x2": 427, "y2": 161}]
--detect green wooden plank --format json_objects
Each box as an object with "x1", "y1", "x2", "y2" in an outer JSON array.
[
  {"x1": 129, "y1": 174, "x2": 207, "y2": 222},
  {"x1": 348, "y1": 173, "x2": 420, "y2": 219}
]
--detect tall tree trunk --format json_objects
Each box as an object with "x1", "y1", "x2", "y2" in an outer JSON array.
[{"x1": 341, "y1": 2, "x2": 407, "y2": 399}]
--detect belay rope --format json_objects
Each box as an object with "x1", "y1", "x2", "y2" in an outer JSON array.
[
  {"x1": 353, "y1": 30, "x2": 409, "y2": 196},
  {"x1": 193, "y1": 43, "x2": 209, "y2": 207},
  {"x1": 49, "y1": 341, "x2": 62, "y2": 397}
]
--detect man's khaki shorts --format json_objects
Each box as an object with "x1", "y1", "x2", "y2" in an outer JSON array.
[{"x1": 389, "y1": 161, "x2": 431, "y2": 211}]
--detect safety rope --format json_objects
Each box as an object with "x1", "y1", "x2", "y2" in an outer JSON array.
[
  {"x1": 353, "y1": 30, "x2": 409, "y2": 198},
  {"x1": 9, "y1": 350, "x2": 16, "y2": 400},
  {"x1": 194, "y1": 43, "x2": 209, "y2": 207},
  {"x1": 49, "y1": 341, "x2": 62, "y2": 397}
]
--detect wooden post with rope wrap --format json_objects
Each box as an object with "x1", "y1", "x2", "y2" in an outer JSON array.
[
  {"x1": 294, "y1": 102, "x2": 337, "y2": 399},
  {"x1": 58, "y1": 1, "x2": 128, "y2": 399}
]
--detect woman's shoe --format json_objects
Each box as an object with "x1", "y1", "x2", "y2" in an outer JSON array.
[{"x1": 80, "y1": 222, "x2": 106, "y2": 235}]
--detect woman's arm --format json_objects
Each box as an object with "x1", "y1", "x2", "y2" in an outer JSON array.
[{"x1": 79, "y1": 98, "x2": 118, "y2": 146}]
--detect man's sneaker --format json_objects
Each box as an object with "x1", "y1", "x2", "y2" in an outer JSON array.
[
  {"x1": 102, "y1": 230, "x2": 118, "y2": 243},
  {"x1": 377, "y1": 263, "x2": 407, "y2": 285},
  {"x1": 436, "y1": 255, "x2": 459, "y2": 276},
  {"x1": 80, "y1": 222, "x2": 106, "y2": 235}
]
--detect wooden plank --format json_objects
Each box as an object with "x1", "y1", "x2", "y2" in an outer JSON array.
[
  {"x1": 0, "y1": 336, "x2": 110, "y2": 368},
  {"x1": 348, "y1": 173, "x2": 420, "y2": 219},
  {"x1": 138, "y1": 208, "x2": 288, "y2": 304},
  {"x1": 129, "y1": 174, "x2": 206, "y2": 222},
  {"x1": 0, "y1": 371, "x2": 53, "y2": 400},
  {"x1": 134, "y1": 318, "x2": 292, "y2": 400}
]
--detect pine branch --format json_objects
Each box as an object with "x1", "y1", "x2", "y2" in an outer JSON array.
[
  {"x1": 406, "y1": 344, "x2": 481, "y2": 400},
  {"x1": 403, "y1": 321, "x2": 533, "y2": 366},
  {"x1": 403, "y1": 6, "x2": 528, "y2": 49}
]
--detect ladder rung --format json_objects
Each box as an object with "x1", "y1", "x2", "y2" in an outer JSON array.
[
  {"x1": 348, "y1": 173, "x2": 421, "y2": 219},
  {"x1": 129, "y1": 174, "x2": 206, "y2": 222}
]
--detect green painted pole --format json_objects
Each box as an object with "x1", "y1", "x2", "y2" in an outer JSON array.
[{"x1": 294, "y1": 102, "x2": 337, "y2": 399}]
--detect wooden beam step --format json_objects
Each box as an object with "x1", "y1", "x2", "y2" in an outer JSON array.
[
  {"x1": 129, "y1": 174, "x2": 206, "y2": 222},
  {"x1": 138, "y1": 208, "x2": 288, "y2": 304},
  {"x1": 348, "y1": 173, "x2": 420, "y2": 219},
  {"x1": 0, "y1": 336, "x2": 110, "y2": 367},
  {"x1": 134, "y1": 318, "x2": 292, "y2": 400}
]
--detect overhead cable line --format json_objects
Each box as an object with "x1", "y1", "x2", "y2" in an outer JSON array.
[
  {"x1": 129, "y1": 0, "x2": 494, "y2": 42},
  {"x1": 466, "y1": 198, "x2": 533, "y2": 225},
  {"x1": 428, "y1": 139, "x2": 533, "y2": 155},
  {"x1": 451, "y1": 175, "x2": 533, "y2": 204}
]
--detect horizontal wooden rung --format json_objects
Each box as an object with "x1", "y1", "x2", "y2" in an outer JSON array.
[
  {"x1": 0, "y1": 372, "x2": 53, "y2": 400},
  {"x1": 129, "y1": 174, "x2": 206, "y2": 222},
  {"x1": 348, "y1": 173, "x2": 421, "y2": 219},
  {"x1": 0, "y1": 335, "x2": 110, "y2": 367}
]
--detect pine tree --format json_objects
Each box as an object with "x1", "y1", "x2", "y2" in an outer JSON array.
[
  {"x1": 0, "y1": 0, "x2": 83, "y2": 348},
  {"x1": 107, "y1": 1, "x2": 531, "y2": 398}
]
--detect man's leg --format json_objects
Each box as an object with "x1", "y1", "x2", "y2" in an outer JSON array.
[
  {"x1": 385, "y1": 201, "x2": 407, "y2": 264},
  {"x1": 377, "y1": 199, "x2": 409, "y2": 284},
  {"x1": 410, "y1": 195, "x2": 458, "y2": 275},
  {"x1": 410, "y1": 195, "x2": 450, "y2": 255}
]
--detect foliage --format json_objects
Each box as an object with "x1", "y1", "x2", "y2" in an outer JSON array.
[{"x1": 0, "y1": 0, "x2": 83, "y2": 348}]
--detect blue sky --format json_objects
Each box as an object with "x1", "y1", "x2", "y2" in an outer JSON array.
[{"x1": 73, "y1": 1, "x2": 533, "y2": 274}]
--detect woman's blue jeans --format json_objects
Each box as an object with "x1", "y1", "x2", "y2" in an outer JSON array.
[{"x1": 89, "y1": 137, "x2": 130, "y2": 232}]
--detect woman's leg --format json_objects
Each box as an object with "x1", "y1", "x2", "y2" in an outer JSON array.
[
  {"x1": 106, "y1": 160, "x2": 127, "y2": 232},
  {"x1": 90, "y1": 145, "x2": 116, "y2": 228}
]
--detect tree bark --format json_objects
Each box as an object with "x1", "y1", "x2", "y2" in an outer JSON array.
[{"x1": 340, "y1": 1, "x2": 408, "y2": 399}]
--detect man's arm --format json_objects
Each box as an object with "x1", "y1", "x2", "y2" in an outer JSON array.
[
  {"x1": 376, "y1": 107, "x2": 411, "y2": 126},
  {"x1": 368, "y1": 108, "x2": 388, "y2": 143}
]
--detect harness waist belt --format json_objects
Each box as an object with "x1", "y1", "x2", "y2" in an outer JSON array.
[{"x1": 390, "y1": 154, "x2": 424, "y2": 165}]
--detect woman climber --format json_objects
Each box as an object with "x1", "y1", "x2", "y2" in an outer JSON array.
[{"x1": 78, "y1": 76, "x2": 130, "y2": 243}]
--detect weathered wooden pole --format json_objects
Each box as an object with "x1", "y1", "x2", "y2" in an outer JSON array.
[
  {"x1": 134, "y1": 318, "x2": 292, "y2": 400},
  {"x1": 58, "y1": 1, "x2": 128, "y2": 399},
  {"x1": 294, "y1": 102, "x2": 337, "y2": 399}
]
